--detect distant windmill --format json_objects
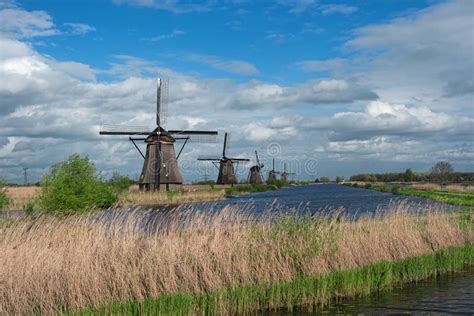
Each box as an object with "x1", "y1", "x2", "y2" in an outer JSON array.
[
  {"x1": 281, "y1": 163, "x2": 295, "y2": 182},
  {"x1": 99, "y1": 78, "x2": 218, "y2": 191},
  {"x1": 198, "y1": 133, "x2": 249, "y2": 184},
  {"x1": 247, "y1": 151, "x2": 264, "y2": 184},
  {"x1": 267, "y1": 158, "x2": 280, "y2": 182}
]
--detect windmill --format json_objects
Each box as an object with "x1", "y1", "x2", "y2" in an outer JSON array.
[
  {"x1": 99, "y1": 78, "x2": 218, "y2": 191},
  {"x1": 267, "y1": 158, "x2": 280, "y2": 182},
  {"x1": 247, "y1": 151, "x2": 264, "y2": 184},
  {"x1": 281, "y1": 163, "x2": 295, "y2": 182},
  {"x1": 198, "y1": 133, "x2": 249, "y2": 184}
]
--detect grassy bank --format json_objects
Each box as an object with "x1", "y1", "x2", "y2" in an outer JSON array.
[
  {"x1": 347, "y1": 183, "x2": 474, "y2": 206},
  {"x1": 74, "y1": 245, "x2": 474, "y2": 315},
  {"x1": 1, "y1": 203, "x2": 472, "y2": 315}
]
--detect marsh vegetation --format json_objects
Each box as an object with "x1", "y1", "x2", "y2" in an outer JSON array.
[{"x1": 0, "y1": 204, "x2": 472, "y2": 314}]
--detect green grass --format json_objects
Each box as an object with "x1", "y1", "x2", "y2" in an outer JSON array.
[
  {"x1": 70, "y1": 245, "x2": 473, "y2": 315},
  {"x1": 399, "y1": 189, "x2": 474, "y2": 206},
  {"x1": 355, "y1": 183, "x2": 474, "y2": 206}
]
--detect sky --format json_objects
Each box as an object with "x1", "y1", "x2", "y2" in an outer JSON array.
[{"x1": 0, "y1": 0, "x2": 473, "y2": 184}]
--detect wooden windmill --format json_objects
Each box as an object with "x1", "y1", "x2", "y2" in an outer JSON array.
[
  {"x1": 267, "y1": 158, "x2": 280, "y2": 182},
  {"x1": 247, "y1": 150, "x2": 264, "y2": 184},
  {"x1": 281, "y1": 163, "x2": 295, "y2": 182},
  {"x1": 198, "y1": 133, "x2": 249, "y2": 184},
  {"x1": 99, "y1": 78, "x2": 218, "y2": 191}
]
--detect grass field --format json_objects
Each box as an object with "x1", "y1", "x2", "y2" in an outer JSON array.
[
  {"x1": 348, "y1": 182, "x2": 474, "y2": 206},
  {"x1": 1, "y1": 203, "x2": 472, "y2": 314},
  {"x1": 1, "y1": 186, "x2": 39, "y2": 211}
]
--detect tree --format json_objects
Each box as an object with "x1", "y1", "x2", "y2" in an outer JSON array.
[
  {"x1": 335, "y1": 176, "x2": 344, "y2": 183},
  {"x1": 38, "y1": 154, "x2": 117, "y2": 214},
  {"x1": 403, "y1": 168, "x2": 414, "y2": 182},
  {"x1": 320, "y1": 177, "x2": 330, "y2": 183},
  {"x1": 108, "y1": 172, "x2": 134, "y2": 192},
  {"x1": 431, "y1": 161, "x2": 454, "y2": 183}
]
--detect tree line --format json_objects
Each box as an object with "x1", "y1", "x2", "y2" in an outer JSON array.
[{"x1": 350, "y1": 161, "x2": 473, "y2": 183}]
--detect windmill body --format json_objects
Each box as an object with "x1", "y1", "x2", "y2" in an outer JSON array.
[
  {"x1": 248, "y1": 151, "x2": 264, "y2": 184},
  {"x1": 281, "y1": 163, "x2": 295, "y2": 182},
  {"x1": 100, "y1": 79, "x2": 218, "y2": 191},
  {"x1": 267, "y1": 158, "x2": 280, "y2": 182},
  {"x1": 138, "y1": 127, "x2": 182, "y2": 190},
  {"x1": 217, "y1": 159, "x2": 238, "y2": 184},
  {"x1": 198, "y1": 133, "x2": 249, "y2": 185}
]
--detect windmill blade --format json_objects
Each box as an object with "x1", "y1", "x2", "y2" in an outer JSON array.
[
  {"x1": 169, "y1": 130, "x2": 218, "y2": 136},
  {"x1": 229, "y1": 158, "x2": 250, "y2": 162},
  {"x1": 173, "y1": 135, "x2": 217, "y2": 143},
  {"x1": 157, "y1": 78, "x2": 169, "y2": 127},
  {"x1": 169, "y1": 130, "x2": 218, "y2": 143},
  {"x1": 99, "y1": 124, "x2": 152, "y2": 135},
  {"x1": 255, "y1": 150, "x2": 262, "y2": 167},
  {"x1": 197, "y1": 155, "x2": 221, "y2": 161},
  {"x1": 222, "y1": 132, "x2": 229, "y2": 157}
]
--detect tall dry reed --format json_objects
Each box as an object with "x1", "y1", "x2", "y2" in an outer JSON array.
[
  {"x1": 1, "y1": 186, "x2": 39, "y2": 211},
  {"x1": 0, "y1": 204, "x2": 471, "y2": 315}
]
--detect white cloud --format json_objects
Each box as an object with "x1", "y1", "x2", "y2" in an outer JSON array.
[
  {"x1": 112, "y1": 0, "x2": 213, "y2": 13},
  {"x1": 296, "y1": 58, "x2": 346, "y2": 72},
  {"x1": 187, "y1": 54, "x2": 259, "y2": 75},
  {"x1": 345, "y1": 0, "x2": 474, "y2": 108},
  {"x1": 243, "y1": 121, "x2": 297, "y2": 142},
  {"x1": 0, "y1": 8, "x2": 57, "y2": 38},
  {"x1": 320, "y1": 4, "x2": 358, "y2": 15},
  {"x1": 63, "y1": 22, "x2": 96, "y2": 36},
  {"x1": 144, "y1": 28, "x2": 185, "y2": 42},
  {"x1": 305, "y1": 100, "x2": 474, "y2": 163}
]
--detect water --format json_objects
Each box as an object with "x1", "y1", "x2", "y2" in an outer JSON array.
[
  {"x1": 208, "y1": 184, "x2": 458, "y2": 216},
  {"x1": 272, "y1": 269, "x2": 474, "y2": 315},
  {"x1": 0, "y1": 184, "x2": 459, "y2": 219}
]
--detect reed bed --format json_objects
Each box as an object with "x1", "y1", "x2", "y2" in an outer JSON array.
[
  {"x1": 0, "y1": 204, "x2": 472, "y2": 315},
  {"x1": 411, "y1": 183, "x2": 474, "y2": 193},
  {"x1": 118, "y1": 189, "x2": 226, "y2": 205},
  {"x1": 1, "y1": 186, "x2": 39, "y2": 211}
]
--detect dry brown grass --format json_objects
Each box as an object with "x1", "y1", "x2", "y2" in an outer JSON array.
[
  {"x1": 1, "y1": 186, "x2": 39, "y2": 211},
  {"x1": 1, "y1": 185, "x2": 229, "y2": 211},
  {"x1": 118, "y1": 189, "x2": 226, "y2": 205},
  {"x1": 411, "y1": 183, "x2": 474, "y2": 193},
  {"x1": 0, "y1": 203, "x2": 472, "y2": 315}
]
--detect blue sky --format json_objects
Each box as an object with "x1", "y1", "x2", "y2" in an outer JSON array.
[
  {"x1": 24, "y1": 0, "x2": 437, "y2": 82},
  {"x1": 0, "y1": 0, "x2": 472, "y2": 183}
]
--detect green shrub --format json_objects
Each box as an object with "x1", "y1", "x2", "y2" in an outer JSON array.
[
  {"x1": 320, "y1": 177, "x2": 330, "y2": 183},
  {"x1": 108, "y1": 172, "x2": 134, "y2": 192},
  {"x1": 267, "y1": 179, "x2": 286, "y2": 188},
  {"x1": 0, "y1": 178, "x2": 8, "y2": 209},
  {"x1": 391, "y1": 185, "x2": 401, "y2": 195},
  {"x1": 352, "y1": 183, "x2": 359, "y2": 188},
  {"x1": 365, "y1": 183, "x2": 372, "y2": 189},
  {"x1": 38, "y1": 154, "x2": 117, "y2": 214}
]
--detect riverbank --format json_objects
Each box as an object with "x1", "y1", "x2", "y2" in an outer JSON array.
[
  {"x1": 1, "y1": 182, "x2": 300, "y2": 211},
  {"x1": 74, "y1": 245, "x2": 474, "y2": 315},
  {"x1": 345, "y1": 182, "x2": 474, "y2": 206},
  {"x1": 1, "y1": 204, "x2": 471, "y2": 314}
]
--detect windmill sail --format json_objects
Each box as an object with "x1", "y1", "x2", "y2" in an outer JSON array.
[
  {"x1": 197, "y1": 155, "x2": 221, "y2": 161},
  {"x1": 99, "y1": 125, "x2": 152, "y2": 135},
  {"x1": 157, "y1": 78, "x2": 169, "y2": 126},
  {"x1": 170, "y1": 130, "x2": 218, "y2": 143}
]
